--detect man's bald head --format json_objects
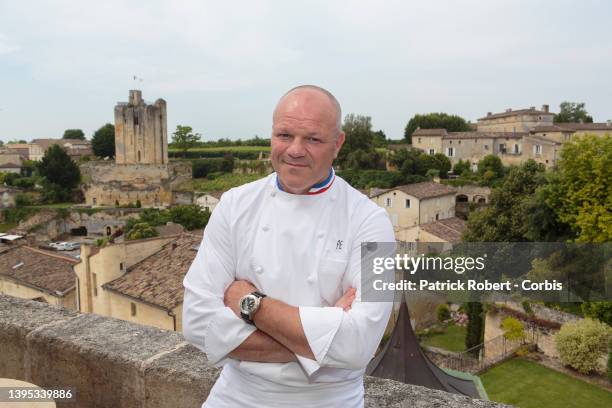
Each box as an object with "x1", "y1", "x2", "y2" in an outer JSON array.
[{"x1": 273, "y1": 85, "x2": 342, "y2": 135}]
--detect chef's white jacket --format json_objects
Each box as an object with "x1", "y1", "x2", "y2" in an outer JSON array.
[{"x1": 182, "y1": 172, "x2": 395, "y2": 407}]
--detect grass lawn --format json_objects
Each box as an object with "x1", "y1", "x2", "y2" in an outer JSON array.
[
  {"x1": 182, "y1": 173, "x2": 266, "y2": 192},
  {"x1": 480, "y1": 358, "x2": 612, "y2": 408},
  {"x1": 420, "y1": 323, "x2": 467, "y2": 352},
  {"x1": 0, "y1": 223, "x2": 18, "y2": 233}
]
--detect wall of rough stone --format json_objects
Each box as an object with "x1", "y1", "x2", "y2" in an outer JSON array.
[
  {"x1": 80, "y1": 161, "x2": 191, "y2": 207},
  {"x1": 0, "y1": 295, "x2": 511, "y2": 408}
]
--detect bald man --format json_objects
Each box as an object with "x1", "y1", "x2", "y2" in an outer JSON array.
[{"x1": 183, "y1": 85, "x2": 395, "y2": 407}]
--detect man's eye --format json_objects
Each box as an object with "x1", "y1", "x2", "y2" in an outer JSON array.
[
  {"x1": 307, "y1": 137, "x2": 321, "y2": 144},
  {"x1": 277, "y1": 133, "x2": 290, "y2": 140}
]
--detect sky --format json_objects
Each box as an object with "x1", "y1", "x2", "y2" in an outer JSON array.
[{"x1": 0, "y1": 0, "x2": 610, "y2": 143}]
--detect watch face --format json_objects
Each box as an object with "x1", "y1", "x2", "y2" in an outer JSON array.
[{"x1": 240, "y1": 295, "x2": 258, "y2": 314}]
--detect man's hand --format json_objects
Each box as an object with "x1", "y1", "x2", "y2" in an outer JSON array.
[
  {"x1": 224, "y1": 280, "x2": 257, "y2": 317},
  {"x1": 335, "y1": 287, "x2": 356, "y2": 311}
]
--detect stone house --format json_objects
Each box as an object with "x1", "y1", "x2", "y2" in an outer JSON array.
[
  {"x1": 74, "y1": 232, "x2": 200, "y2": 331},
  {"x1": 195, "y1": 191, "x2": 223, "y2": 212},
  {"x1": 30, "y1": 138, "x2": 92, "y2": 161},
  {"x1": 395, "y1": 217, "x2": 466, "y2": 246},
  {"x1": 370, "y1": 182, "x2": 457, "y2": 230},
  {"x1": 412, "y1": 105, "x2": 611, "y2": 169},
  {"x1": 0, "y1": 246, "x2": 78, "y2": 309}
]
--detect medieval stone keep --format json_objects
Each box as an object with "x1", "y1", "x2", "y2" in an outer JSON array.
[
  {"x1": 114, "y1": 90, "x2": 168, "y2": 165},
  {"x1": 81, "y1": 90, "x2": 191, "y2": 208}
]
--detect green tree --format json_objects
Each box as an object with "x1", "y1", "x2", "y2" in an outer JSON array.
[
  {"x1": 502, "y1": 317, "x2": 525, "y2": 342},
  {"x1": 62, "y1": 129, "x2": 85, "y2": 140},
  {"x1": 372, "y1": 130, "x2": 387, "y2": 147},
  {"x1": 126, "y1": 222, "x2": 159, "y2": 240},
  {"x1": 554, "y1": 101, "x2": 593, "y2": 123},
  {"x1": 555, "y1": 318, "x2": 611, "y2": 374},
  {"x1": 465, "y1": 302, "x2": 484, "y2": 356},
  {"x1": 36, "y1": 144, "x2": 81, "y2": 202},
  {"x1": 477, "y1": 155, "x2": 505, "y2": 184},
  {"x1": 547, "y1": 135, "x2": 611, "y2": 243},
  {"x1": 91, "y1": 123, "x2": 115, "y2": 158},
  {"x1": 337, "y1": 114, "x2": 383, "y2": 170},
  {"x1": 172, "y1": 125, "x2": 201, "y2": 158},
  {"x1": 404, "y1": 113, "x2": 471, "y2": 144},
  {"x1": 453, "y1": 159, "x2": 471, "y2": 175},
  {"x1": 167, "y1": 204, "x2": 211, "y2": 230},
  {"x1": 581, "y1": 302, "x2": 612, "y2": 326},
  {"x1": 463, "y1": 160, "x2": 546, "y2": 242}
]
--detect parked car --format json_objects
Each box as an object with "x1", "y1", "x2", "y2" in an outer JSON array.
[{"x1": 48, "y1": 242, "x2": 62, "y2": 249}]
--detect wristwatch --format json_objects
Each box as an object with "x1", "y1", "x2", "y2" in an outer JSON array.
[{"x1": 239, "y1": 291, "x2": 267, "y2": 325}]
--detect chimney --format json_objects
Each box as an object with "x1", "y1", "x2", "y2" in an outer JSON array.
[
  {"x1": 579, "y1": 119, "x2": 584, "y2": 124},
  {"x1": 542, "y1": 104, "x2": 549, "y2": 113},
  {"x1": 530, "y1": 106, "x2": 535, "y2": 110},
  {"x1": 487, "y1": 112, "x2": 492, "y2": 117},
  {"x1": 505, "y1": 108, "x2": 512, "y2": 113},
  {"x1": 607, "y1": 120, "x2": 611, "y2": 127},
  {"x1": 129, "y1": 90, "x2": 142, "y2": 105}
]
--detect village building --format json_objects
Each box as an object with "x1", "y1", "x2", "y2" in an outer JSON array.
[
  {"x1": 0, "y1": 245, "x2": 78, "y2": 309},
  {"x1": 195, "y1": 191, "x2": 223, "y2": 212},
  {"x1": 370, "y1": 182, "x2": 457, "y2": 230},
  {"x1": 74, "y1": 232, "x2": 200, "y2": 331},
  {"x1": 395, "y1": 217, "x2": 466, "y2": 245},
  {"x1": 412, "y1": 105, "x2": 612, "y2": 169},
  {"x1": 80, "y1": 90, "x2": 191, "y2": 208},
  {"x1": 30, "y1": 138, "x2": 92, "y2": 161}
]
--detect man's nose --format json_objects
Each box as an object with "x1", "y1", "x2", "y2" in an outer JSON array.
[{"x1": 286, "y1": 138, "x2": 306, "y2": 157}]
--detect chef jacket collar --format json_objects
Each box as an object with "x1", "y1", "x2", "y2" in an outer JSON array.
[{"x1": 276, "y1": 167, "x2": 335, "y2": 195}]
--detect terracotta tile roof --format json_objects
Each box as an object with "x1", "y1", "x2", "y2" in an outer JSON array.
[
  {"x1": 420, "y1": 217, "x2": 466, "y2": 244},
  {"x1": 372, "y1": 182, "x2": 457, "y2": 200},
  {"x1": 31, "y1": 139, "x2": 91, "y2": 151},
  {"x1": 524, "y1": 135, "x2": 560, "y2": 145},
  {"x1": 155, "y1": 223, "x2": 185, "y2": 236},
  {"x1": 412, "y1": 128, "x2": 447, "y2": 137},
  {"x1": 0, "y1": 246, "x2": 78, "y2": 295},
  {"x1": 532, "y1": 123, "x2": 612, "y2": 132},
  {"x1": 445, "y1": 132, "x2": 526, "y2": 140},
  {"x1": 103, "y1": 233, "x2": 202, "y2": 310},
  {"x1": 478, "y1": 108, "x2": 554, "y2": 121},
  {"x1": 530, "y1": 125, "x2": 573, "y2": 133}
]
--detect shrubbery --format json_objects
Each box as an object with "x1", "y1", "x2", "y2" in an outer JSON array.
[
  {"x1": 436, "y1": 303, "x2": 451, "y2": 322},
  {"x1": 501, "y1": 317, "x2": 525, "y2": 342},
  {"x1": 555, "y1": 318, "x2": 611, "y2": 374}
]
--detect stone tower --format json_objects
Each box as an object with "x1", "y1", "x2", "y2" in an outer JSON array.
[{"x1": 114, "y1": 90, "x2": 168, "y2": 165}]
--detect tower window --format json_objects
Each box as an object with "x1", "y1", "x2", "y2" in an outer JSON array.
[
  {"x1": 131, "y1": 302, "x2": 137, "y2": 316},
  {"x1": 134, "y1": 115, "x2": 139, "y2": 125}
]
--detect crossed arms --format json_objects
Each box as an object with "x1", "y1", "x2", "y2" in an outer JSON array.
[{"x1": 222, "y1": 280, "x2": 356, "y2": 363}]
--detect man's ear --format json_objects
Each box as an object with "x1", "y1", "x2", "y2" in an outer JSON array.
[{"x1": 334, "y1": 132, "x2": 346, "y2": 158}]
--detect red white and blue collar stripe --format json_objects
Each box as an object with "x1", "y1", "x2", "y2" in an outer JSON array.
[{"x1": 276, "y1": 168, "x2": 335, "y2": 195}]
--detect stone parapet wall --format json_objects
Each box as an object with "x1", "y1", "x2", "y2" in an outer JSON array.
[{"x1": 0, "y1": 295, "x2": 510, "y2": 408}]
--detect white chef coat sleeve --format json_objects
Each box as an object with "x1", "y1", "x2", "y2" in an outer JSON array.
[
  {"x1": 298, "y1": 206, "x2": 395, "y2": 373},
  {"x1": 182, "y1": 191, "x2": 256, "y2": 366}
]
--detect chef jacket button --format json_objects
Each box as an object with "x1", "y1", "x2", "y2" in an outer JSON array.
[
  {"x1": 254, "y1": 266, "x2": 263, "y2": 274},
  {"x1": 307, "y1": 275, "x2": 315, "y2": 283},
  {"x1": 262, "y1": 225, "x2": 270, "y2": 232},
  {"x1": 317, "y1": 232, "x2": 325, "y2": 239},
  {"x1": 270, "y1": 191, "x2": 277, "y2": 197}
]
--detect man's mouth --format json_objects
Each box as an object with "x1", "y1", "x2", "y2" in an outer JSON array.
[{"x1": 283, "y1": 161, "x2": 309, "y2": 168}]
